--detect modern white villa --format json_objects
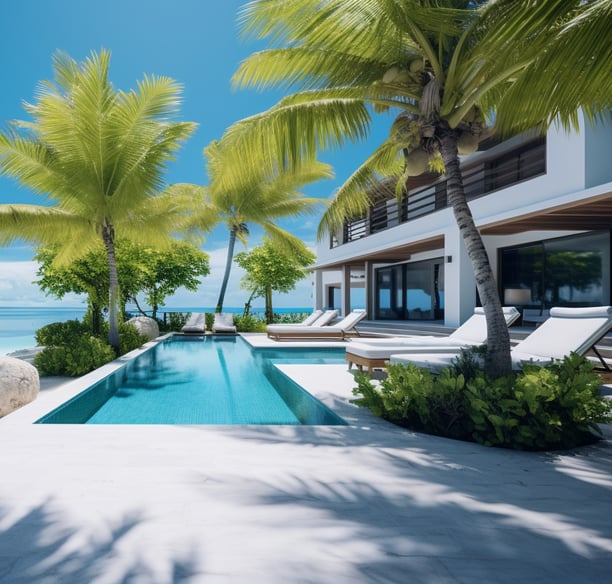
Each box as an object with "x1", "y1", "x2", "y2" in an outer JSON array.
[{"x1": 313, "y1": 113, "x2": 612, "y2": 329}]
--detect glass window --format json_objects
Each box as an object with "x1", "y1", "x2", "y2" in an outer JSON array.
[
  {"x1": 376, "y1": 267, "x2": 402, "y2": 319},
  {"x1": 375, "y1": 259, "x2": 445, "y2": 320},
  {"x1": 405, "y1": 263, "x2": 433, "y2": 319},
  {"x1": 500, "y1": 231, "x2": 610, "y2": 312},
  {"x1": 543, "y1": 232, "x2": 607, "y2": 306}
]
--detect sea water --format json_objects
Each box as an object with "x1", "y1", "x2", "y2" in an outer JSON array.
[
  {"x1": 0, "y1": 307, "x2": 87, "y2": 356},
  {"x1": 0, "y1": 306, "x2": 310, "y2": 356}
]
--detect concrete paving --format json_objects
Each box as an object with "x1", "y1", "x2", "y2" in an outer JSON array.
[{"x1": 1, "y1": 335, "x2": 611, "y2": 583}]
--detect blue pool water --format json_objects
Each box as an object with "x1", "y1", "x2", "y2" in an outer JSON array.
[{"x1": 36, "y1": 336, "x2": 347, "y2": 425}]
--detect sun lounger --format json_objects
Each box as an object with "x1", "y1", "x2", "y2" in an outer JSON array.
[
  {"x1": 299, "y1": 309, "x2": 324, "y2": 326},
  {"x1": 388, "y1": 306, "x2": 612, "y2": 371},
  {"x1": 266, "y1": 310, "x2": 338, "y2": 337},
  {"x1": 213, "y1": 312, "x2": 237, "y2": 334},
  {"x1": 267, "y1": 309, "x2": 367, "y2": 340},
  {"x1": 345, "y1": 307, "x2": 520, "y2": 373},
  {"x1": 265, "y1": 309, "x2": 338, "y2": 335},
  {"x1": 181, "y1": 312, "x2": 207, "y2": 334}
]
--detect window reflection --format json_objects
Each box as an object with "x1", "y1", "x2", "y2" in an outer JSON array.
[{"x1": 500, "y1": 231, "x2": 610, "y2": 316}]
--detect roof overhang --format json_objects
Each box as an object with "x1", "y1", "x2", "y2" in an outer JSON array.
[
  {"x1": 313, "y1": 187, "x2": 612, "y2": 271},
  {"x1": 480, "y1": 190, "x2": 612, "y2": 235},
  {"x1": 313, "y1": 235, "x2": 444, "y2": 270}
]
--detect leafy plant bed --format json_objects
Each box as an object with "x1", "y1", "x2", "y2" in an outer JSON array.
[{"x1": 352, "y1": 353, "x2": 612, "y2": 451}]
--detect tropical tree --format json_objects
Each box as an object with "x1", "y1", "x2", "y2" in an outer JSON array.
[
  {"x1": 127, "y1": 241, "x2": 210, "y2": 319},
  {"x1": 189, "y1": 139, "x2": 332, "y2": 313},
  {"x1": 235, "y1": 238, "x2": 316, "y2": 322},
  {"x1": 35, "y1": 246, "x2": 111, "y2": 336},
  {"x1": 35, "y1": 240, "x2": 210, "y2": 330},
  {"x1": 0, "y1": 50, "x2": 196, "y2": 353},
  {"x1": 219, "y1": 0, "x2": 611, "y2": 378}
]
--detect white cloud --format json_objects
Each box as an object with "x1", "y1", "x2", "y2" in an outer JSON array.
[{"x1": 0, "y1": 261, "x2": 85, "y2": 307}]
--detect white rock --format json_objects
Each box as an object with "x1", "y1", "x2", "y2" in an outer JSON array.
[
  {"x1": 0, "y1": 356, "x2": 40, "y2": 417},
  {"x1": 126, "y1": 316, "x2": 160, "y2": 340}
]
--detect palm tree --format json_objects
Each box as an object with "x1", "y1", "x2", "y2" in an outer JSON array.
[
  {"x1": 190, "y1": 139, "x2": 332, "y2": 313},
  {"x1": 219, "y1": 0, "x2": 610, "y2": 378},
  {"x1": 0, "y1": 50, "x2": 196, "y2": 353}
]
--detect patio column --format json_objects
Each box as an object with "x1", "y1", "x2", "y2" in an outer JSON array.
[
  {"x1": 444, "y1": 227, "x2": 476, "y2": 327},
  {"x1": 314, "y1": 269, "x2": 324, "y2": 310},
  {"x1": 342, "y1": 264, "x2": 351, "y2": 316},
  {"x1": 364, "y1": 260, "x2": 374, "y2": 319}
]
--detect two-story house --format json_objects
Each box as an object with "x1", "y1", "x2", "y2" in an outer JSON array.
[{"x1": 313, "y1": 113, "x2": 612, "y2": 328}]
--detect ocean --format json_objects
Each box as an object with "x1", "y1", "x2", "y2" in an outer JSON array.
[{"x1": 0, "y1": 306, "x2": 311, "y2": 356}]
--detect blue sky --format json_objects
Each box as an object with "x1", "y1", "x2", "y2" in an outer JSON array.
[{"x1": 0, "y1": 0, "x2": 388, "y2": 309}]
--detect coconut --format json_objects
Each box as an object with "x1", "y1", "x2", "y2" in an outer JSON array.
[
  {"x1": 409, "y1": 59, "x2": 423, "y2": 73},
  {"x1": 405, "y1": 148, "x2": 429, "y2": 175},
  {"x1": 457, "y1": 131, "x2": 479, "y2": 155},
  {"x1": 382, "y1": 66, "x2": 400, "y2": 84}
]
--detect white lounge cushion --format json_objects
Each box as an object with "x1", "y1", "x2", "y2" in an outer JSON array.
[
  {"x1": 181, "y1": 312, "x2": 206, "y2": 333},
  {"x1": 346, "y1": 306, "x2": 520, "y2": 359},
  {"x1": 517, "y1": 306, "x2": 612, "y2": 360},
  {"x1": 347, "y1": 341, "x2": 469, "y2": 360},
  {"x1": 388, "y1": 305, "x2": 612, "y2": 371},
  {"x1": 267, "y1": 309, "x2": 366, "y2": 337},
  {"x1": 213, "y1": 313, "x2": 237, "y2": 333},
  {"x1": 266, "y1": 309, "x2": 338, "y2": 333},
  {"x1": 301, "y1": 310, "x2": 324, "y2": 326}
]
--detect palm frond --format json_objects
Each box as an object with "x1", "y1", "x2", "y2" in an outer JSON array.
[
  {"x1": 260, "y1": 220, "x2": 315, "y2": 257},
  {"x1": 0, "y1": 132, "x2": 71, "y2": 200},
  {"x1": 493, "y1": 0, "x2": 612, "y2": 134},
  {"x1": 218, "y1": 95, "x2": 371, "y2": 182},
  {"x1": 0, "y1": 204, "x2": 95, "y2": 249},
  {"x1": 317, "y1": 139, "x2": 405, "y2": 240}
]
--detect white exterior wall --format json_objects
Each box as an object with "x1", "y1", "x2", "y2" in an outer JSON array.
[{"x1": 585, "y1": 121, "x2": 612, "y2": 187}]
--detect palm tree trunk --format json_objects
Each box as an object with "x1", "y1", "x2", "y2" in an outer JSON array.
[
  {"x1": 438, "y1": 131, "x2": 512, "y2": 378},
  {"x1": 102, "y1": 222, "x2": 121, "y2": 355},
  {"x1": 216, "y1": 227, "x2": 237, "y2": 313},
  {"x1": 265, "y1": 285, "x2": 273, "y2": 324}
]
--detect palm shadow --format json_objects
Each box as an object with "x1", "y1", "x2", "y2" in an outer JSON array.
[
  {"x1": 0, "y1": 500, "x2": 202, "y2": 583},
  {"x1": 190, "y1": 419, "x2": 612, "y2": 582}
]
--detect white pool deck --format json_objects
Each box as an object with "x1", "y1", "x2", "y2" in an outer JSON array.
[{"x1": 1, "y1": 333, "x2": 612, "y2": 583}]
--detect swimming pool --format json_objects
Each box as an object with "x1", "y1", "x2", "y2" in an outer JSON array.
[{"x1": 36, "y1": 335, "x2": 347, "y2": 425}]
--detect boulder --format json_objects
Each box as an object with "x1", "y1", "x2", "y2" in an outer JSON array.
[
  {"x1": 126, "y1": 316, "x2": 160, "y2": 340},
  {"x1": 0, "y1": 356, "x2": 40, "y2": 417}
]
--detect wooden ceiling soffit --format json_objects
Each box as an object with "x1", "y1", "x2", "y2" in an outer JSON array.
[{"x1": 480, "y1": 193, "x2": 612, "y2": 235}]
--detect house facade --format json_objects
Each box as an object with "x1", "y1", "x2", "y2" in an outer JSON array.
[{"x1": 313, "y1": 113, "x2": 612, "y2": 328}]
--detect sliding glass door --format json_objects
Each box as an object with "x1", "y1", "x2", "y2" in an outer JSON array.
[
  {"x1": 375, "y1": 259, "x2": 445, "y2": 320},
  {"x1": 499, "y1": 231, "x2": 610, "y2": 315}
]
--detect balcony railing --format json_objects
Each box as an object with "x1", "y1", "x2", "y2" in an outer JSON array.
[{"x1": 332, "y1": 137, "x2": 546, "y2": 247}]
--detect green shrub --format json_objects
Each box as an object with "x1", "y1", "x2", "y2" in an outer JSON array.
[
  {"x1": 205, "y1": 312, "x2": 214, "y2": 331},
  {"x1": 33, "y1": 317, "x2": 146, "y2": 377},
  {"x1": 34, "y1": 336, "x2": 115, "y2": 376},
  {"x1": 352, "y1": 354, "x2": 612, "y2": 451},
  {"x1": 118, "y1": 322, "x2": 148, "y2": 355},
  {"x1": 234, "y1": 314, "x2": 267, "y2": 332},
  {"x1": 272, "y1": 312, "x2": 310, "y2": 324},
  {"x1": 35, "y1": 319, "x2": 89, "y2": 347},
  {"x1": 465, "y1": 354, "x2": 612, "y2": 450},
  {"x1": 154, "y1": 311, "x2": 189, "y2": 332},
  {"x1": 353, "y1": 364, "x2": 471, "y2": 439},
  {"x1": 449, "y1": 345, "x2": 487, "y2": 382}
]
